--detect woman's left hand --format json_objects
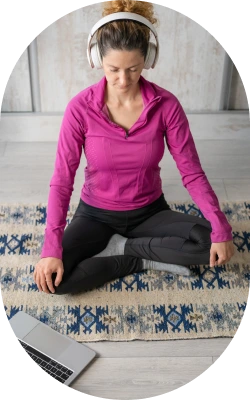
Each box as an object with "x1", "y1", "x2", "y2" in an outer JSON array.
[{"x1": 210, "y1": 240, "x2": 235, "y2": 267}]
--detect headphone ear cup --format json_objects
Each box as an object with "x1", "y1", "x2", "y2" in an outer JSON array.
[
  {"x1": 144, "y1": 42, "x2": 157, "y2": 69},
  {"x1": 90, "y1": 42, "x2": 103, "y2": 69}
]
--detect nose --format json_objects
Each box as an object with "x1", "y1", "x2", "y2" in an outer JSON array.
[{"x1": 118, "y1": 71, "x2": 130, "y2": 86}]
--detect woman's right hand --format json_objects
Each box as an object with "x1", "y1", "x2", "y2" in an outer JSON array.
[{"x1": 34, "y1": 257, "x2": 64, "y2": 294}]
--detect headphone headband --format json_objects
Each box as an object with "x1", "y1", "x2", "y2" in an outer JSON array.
[{"x1": 87, "y1": 12, "x2": 159, "y2": 69}]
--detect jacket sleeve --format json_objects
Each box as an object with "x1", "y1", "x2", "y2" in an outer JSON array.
[
  {"x1": 40, "y1": 101, "x2": 85, "y2": 259},
  {"x1": 164, "y1": 98, "x2": 233, "y2": 243}
]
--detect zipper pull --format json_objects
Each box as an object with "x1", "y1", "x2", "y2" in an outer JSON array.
[{"x1": 125, "y1": 130, "x2": 129, "y2": 139}]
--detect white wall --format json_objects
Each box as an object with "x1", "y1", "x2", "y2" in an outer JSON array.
[
  {"x1": 1, "y1": 2, "x2": 248, "y2": 113},
  {"x1": 2, "y1": 48, "x2": 32, "y2": 112}
]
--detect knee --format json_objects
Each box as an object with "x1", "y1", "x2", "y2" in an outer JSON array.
[
  {"x1": 52, "y1": 283, "x2": 72, "y2": 295},
  {"x1": 50, "y1": 273, "x2": 69, "y2": 295},
  {"x1": 189, "y1": 224, "x2": 212, "y2": 249},
  {"x1": 52, "y1": 284, "x2": 89, "y2": 296},
  {"x1": 52, "y1": 289, "x2": 66, "y2": 295},
  {"x1": 51, "y1": 273, "x2": 91, "y2": 295}
]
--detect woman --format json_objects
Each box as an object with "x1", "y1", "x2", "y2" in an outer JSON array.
[{"x1": 34, "y1": 1, "x2": 234, "y2": 295}]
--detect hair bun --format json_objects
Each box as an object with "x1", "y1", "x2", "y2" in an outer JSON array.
[{"x1": 102, "y1": 1, "x2": 158, "y2": 26}]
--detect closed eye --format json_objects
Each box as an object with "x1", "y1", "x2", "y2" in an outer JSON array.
[{"x1": 110, "y1": 69, "x2": 138, "y2": 73}]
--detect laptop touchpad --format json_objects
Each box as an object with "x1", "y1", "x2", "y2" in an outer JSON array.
[{"x1": 24, "y1": 324, "x2": 71, "y2": 358}]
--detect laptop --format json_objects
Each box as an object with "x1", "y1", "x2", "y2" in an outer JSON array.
[{"x1": 9, "y1": 310, "x2": 96, "y2": 386}]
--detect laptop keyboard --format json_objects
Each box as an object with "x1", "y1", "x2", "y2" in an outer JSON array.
[{"x1": 18, "y1": 339, "x2": 74, "y2": 383}]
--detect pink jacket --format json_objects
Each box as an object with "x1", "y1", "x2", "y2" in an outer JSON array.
[{"x1": 40, "y1": 75, "x2": 233, "y2": 259}]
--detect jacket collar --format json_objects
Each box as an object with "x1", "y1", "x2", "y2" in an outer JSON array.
[{"x1": 88, "y1": 75, "x2": 158, "y2": 111}]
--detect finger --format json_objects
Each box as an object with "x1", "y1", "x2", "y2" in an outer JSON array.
[
  {"x1": 55, "y1": 269, "x2": 63, "y2": 287},
  {"x1": 210, "y1": 253, "x2": 216, "y2": 267},
  {"x1": 216, "y1": 256, "x2": 225, "y2": 266},
  {"x1": 213, "y1": 255, "x2": 219, "y2": 266},
  {"x1": 40, "y1": 275, "x2": 50, "y2": 294},
  {"x1": 45, "y1": 274, "x2": 55, "y2": 294},
  {"x1": 36, "y1": 273, "x2": 43, "y2": 292}
]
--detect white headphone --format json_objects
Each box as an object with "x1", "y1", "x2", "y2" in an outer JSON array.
[{"x1": 87, "y1": 12, "x2": 159, "y2": 70}]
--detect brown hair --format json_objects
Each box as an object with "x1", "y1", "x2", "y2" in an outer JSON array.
[{"x1": 96, "y1": 1, "x2": 158, "y2": 60}]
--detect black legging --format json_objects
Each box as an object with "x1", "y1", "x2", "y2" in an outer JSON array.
[{"x1": 51, "y1": 193, "x2": 214, "y2": 295}]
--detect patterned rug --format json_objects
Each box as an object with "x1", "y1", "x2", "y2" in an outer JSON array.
[{"x1": 0, "y1": 200, "x2": 249, "y2": 342}]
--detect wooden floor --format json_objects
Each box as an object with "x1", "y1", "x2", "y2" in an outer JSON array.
[{"x1": 0, "y1": 115, "x2": 250, "y2": 398}]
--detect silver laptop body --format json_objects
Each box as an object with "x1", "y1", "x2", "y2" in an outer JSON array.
[{"x1": 9, "y1": 310, "x2": 96, "y2": 386}]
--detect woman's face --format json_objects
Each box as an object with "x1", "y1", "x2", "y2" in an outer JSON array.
[{"x1": 102, "y1": 49, "x2": 145, "y2": 92}]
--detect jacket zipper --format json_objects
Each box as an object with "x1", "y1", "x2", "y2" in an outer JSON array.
[
  {"x1": 128, "y1": 96, "x2": 162, "y2": 138},
  {"x1": 88, "y1": 96, "x2": 162, "y2": 140}
]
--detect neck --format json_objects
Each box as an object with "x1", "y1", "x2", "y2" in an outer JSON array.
[{"x1": 105, "y1": 81, "x2": 141, "y2": 106}]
